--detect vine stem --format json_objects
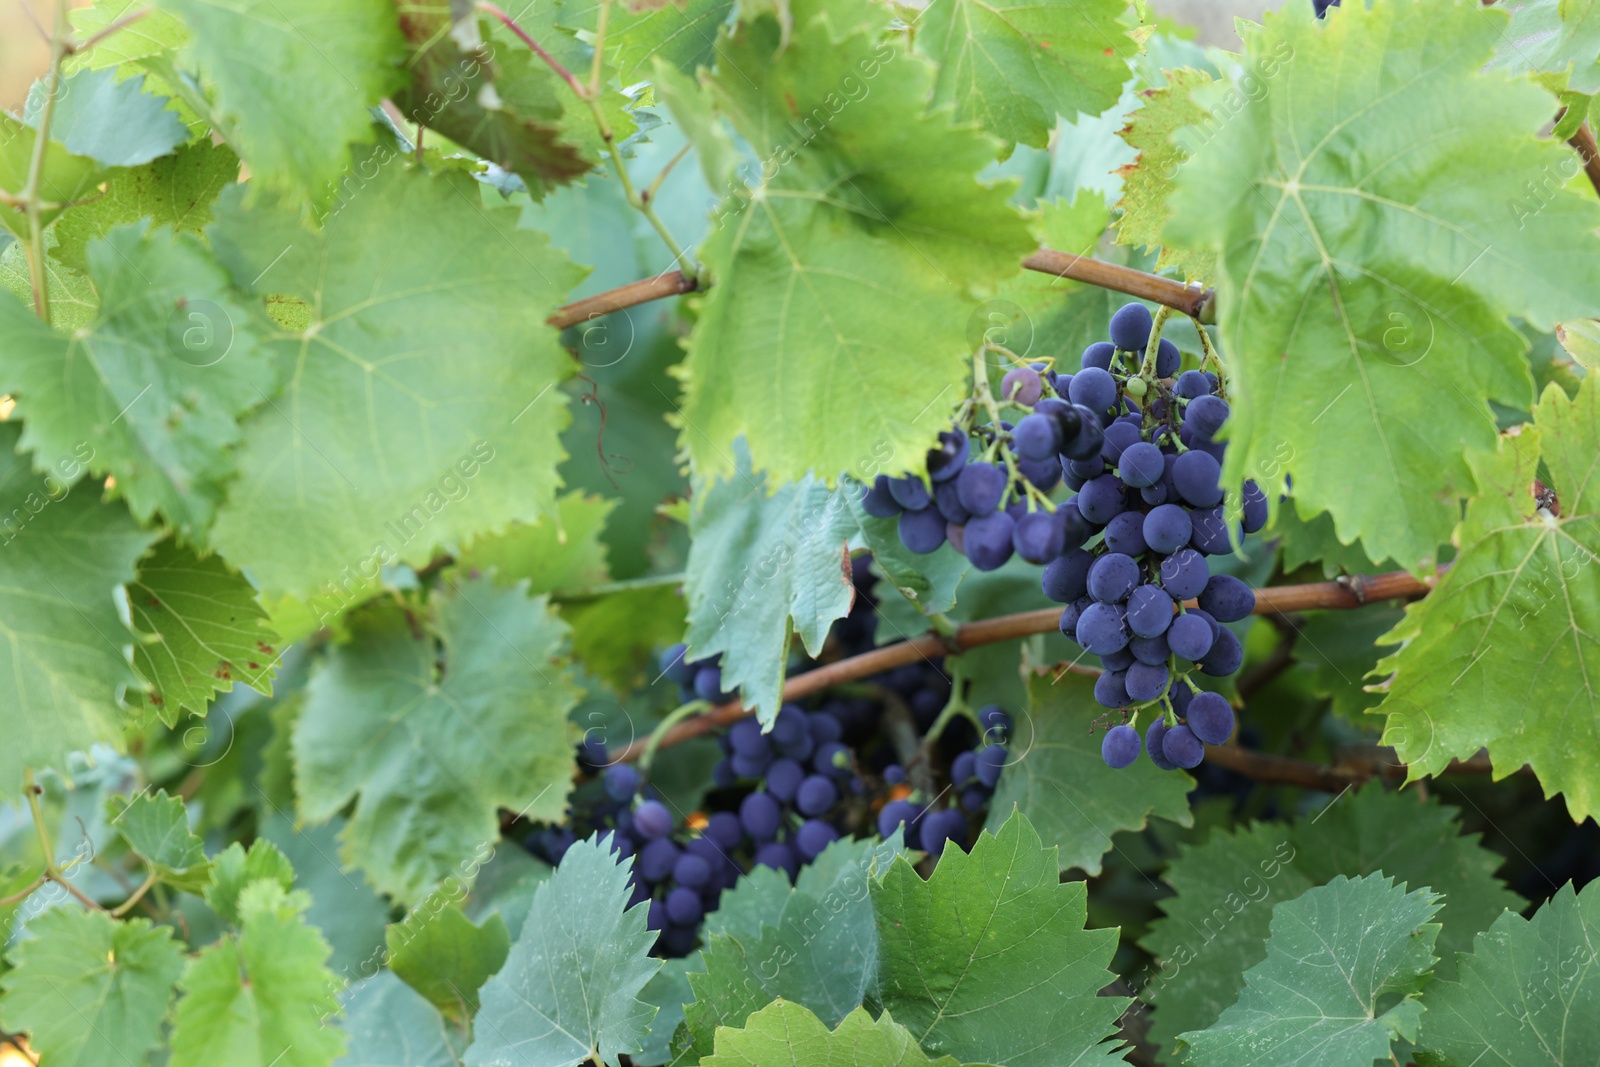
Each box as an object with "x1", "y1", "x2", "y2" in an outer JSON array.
[
  {"x1": 1138, "y1": 304, "x2": 1174, "y2": 380},
  {"x1": 546, "y1": 249, "x2": 1215, "y2": 331},
  {"x1": 22, "y1": 770, "x2": 104, "y2": 911},
  {"x1": 612, "y1": 566, "x2": 1446, "y2": 762},
  {"x1": 478, "y1": 2, "x2": 587, "y2": 97},
  {"x1": 20, "y1": 0, "x2": 72, "y2": 324}
]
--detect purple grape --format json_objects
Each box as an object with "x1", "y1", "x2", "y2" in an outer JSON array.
[
  {"x1": 1241, "y1": 479, "x2": 1268, "y2": 534},
  {"x1": 1105, "y1": 511, "x2": 1148, "y2": 556},
  {"x1": 706, "y1": 811, "x2": 743, "y2": 850},
  {"x1": 603, "y1": 764, "x2": 639, "y2": 801},
  {"x1": 731, "y1": 749, "x2": 772, "y2": 779},
  {"x1": 1175, "y1": 370, "x2": 1211, "y2": 399},
  {"x1": 1159, "y1": 548, "x2": 1209, "y2": 600},
  {"x1": 1189, "y1": 506, "x2": 1236, "y2": 555},
  {"x1": 1199, "y1": 574, "x2": 1256, "y2": 623},
  {"x1": 1002, "y1": 366, "x2": 1044, "y2": 406},
  {"x1": 1058, "y1": 601, "x2": 1084, "y2": 639},
  {"x1": 1102, "y1": 724, "x2": 1140, "y2": 768},
  {"x1": 796, "y1": 775, "x2": 838, "y2": 816},
  {"x1": 975, "y1": 744, "x2": 1006, "y2": 787},
  {"x1": 951, "y1": 750, "x2": 976, "y2": 783},
  {"x1": 1126, "y1": 660, "x2": 1169, "y2": 702},
  {"x1": 979, "y1": 706, "x2": 1011, "y2": 740},
  {"x1": 1130, "y1": 632, "x2": 1170, "y2": 665},
  {"x1": 1140, "y1": 482, "x2": 1169, "y2": 506},
  {"x1": 808, "y1": 712, "x2": 842, "y2": 746},
  {"x1": 635, "y1": 800, "x2": 673, "y2": 839},
  {"x1": 765, "y1": 758, "x2": 805, "y2": 803},
  {"x1": 927, "y1": 429, "x2": 970, "y2": 483},
  {"x1": 1198, "y1": 627, "x2": 1243, "y2": 676},
  {"x1": 712, "y1": 759, "x2": 736, "y2": 788},
  {"x1": 1109, "y1": 302, "x2": 1154, "y2": 351},
  {"x1": 659, "y1": 643, "x2": 696, "y2": 685},
  {"x1": 1012, "y1": 413, "x2": 1059, "y2": 460},
  {"x1": 1061, "y1": 405, "x2": 1104, "y2": 461},
  {"x1": 638, "y1": 838, "x2": 680, "y2": 881},
  {"x1": 1173, "y1": 450, "x2": 1224, "y2": 508},
  {"x1": 1119, "y1": 442, "x2": 1165, "y2": 489},
  {"x1": 1069, "y1": 367, "x2": 1117, "y2": 413},
  {"x1": 1013, "y1": 511, "x2": 1065, "y2": 563},
  {"x1": 1168, "y1": 677, "x2": 1196, "y2": 716},
  {"x1": 934, "y1": 480, "x2": 972, "y2": 523},
  {"x1": 888, "y1": 476, "x2": 931, "y2": 511},
  {"x1": 1067, "y1": 456, "x2": 1104, "y2": 481},
  {"x1": 946, "y1": 522, "x2": 966, "y2": 555},
  {"x1": 739, "y1": 791, "x2": 782, "y2": 842},
  {"x1": 1167, "y1": 612, "x2": 1216, "y2": 661},
  {"x1": 1095, "y1": 669, "x2": 1130, "y2": 708},
  {"x1": 1187, "y1": 691, "x2": 1236, "y2": 745},
  {"x1": 674, "y1": 853, "x2": 712, "y2": 888},
  {"x1": 1126, "y1": 584, "x2": 1174, "y2": 638},
  {"x1": 1076, "y1": 602, "x2": 1130, "y2": 655},
  {"x1": 965, "y1": 511, "x2": 1015, "y2": 571},
  {"x1": 796, "y1": 819, "x2": 838, "y2": 860},
  {"x1": 814, "y1": 740, "x2": 852, "y2": 778},
  {"x1": 884, "y1": 763, "x2": 907, "y2": 785},
  {"x1": 1146, "y1": 719, "x2": 1178, "y2": 770},
  {"x1": 728, "y1": 717, "x2": 769, "y2": 757},
  {"x1": 898, "y1": 507, "x2": 946, "y2": 554},
  {"x1": 1155, "y1": 337, "x2": 1181, "y2": 377},
  {"x1": 646, "y1": 899, "x2": 665, "y2": 931},
  {"x1": 753, "y1": 842, "x2": 800, "y2": 880},
  {"x1": 1143, "y1": 504, "x2": 1192, "y2": 554},
  {"x1": 1088, "y1": 552, "x2": 1140, "y2": 604},
  {"x1": 1016, "y1": 455, "x2": 1061, "y2": 492},
  {"x1": 861, "y1": 475, "x2": 902, "y2": 518},
  {"x1": 1100, "y1": 646, "x2": 1136, "y2": 672},
  {"x1": 956, "y1": 462, "x2": 1007, "y2": 514},
  {"x1": 921, "y1": 809, "x2": 968, "y2": 857},
  {"x1": 659, "y1": 924, "x2": 698, "y2": 956},
  {"x1": 695, "y1": 666, "x2": 733, "y2": 703},
  {"x1": 1184, "y1": 395, "x2": 1229, "y2": 440},
  {"x1": 1082, "y1": 341, "x2": 1115, "y2": 370},
  {"x1": 1077, "y1": 474, "x2": 1127, "y2": 525},
  {"x1": 1162, "y1": 724, "x2": 1205, "y2": 769},
  {"x1": 1101, "y1": 421, "x2": 1142, "y2": 464},
  {"x1": 878, "y1": 799, "x2": 922, "y2": 842}
]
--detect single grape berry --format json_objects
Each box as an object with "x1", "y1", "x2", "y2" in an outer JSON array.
[
  {"x1": 738, "y1": 791, "x2": 782, "y2": 842},
  {"x1": 1167, "y1": 612, "x2": 1216, "y2": 661},
  {"x1": 964, "y1": 511, "x2": 1016, "y2": 571},
  {"x1": 1143, "y1": 504, "x2": 1193, "y2": 554},
  {"x1": 1076, "y1": 602, "x2": 1130, "y2": 655},
  {"x1": 1119, "y1": 442, "x2": 1165, "y2": 489},
  {"x1": 1082, "y1": 341, "x2": 1115, "y2": 371},
  {"x1": 1013, "y1": 510, "x2": 1065, "y2": 563},
  {"x1": 1155, "y1": 337, "x2": 1181, "y2": 377},
  {"x1": 1162, "y1": 724, "x2": 1206, "y2": 769},
  {"x1": 1126, "y1": 584, "x2": 1174, "y2": 638},
  {"x1": 926, "y1": 428, "x2": 970, "y2": 483},
  {"x1": 1069, "y1": 367, "x2": 1117, "y2": 414},
  {"x1": 603, "y1": 763, "x2": 640, "y2": 802},
  {"x1": 1125, "y1": 376, "x2": 1149, "y2": 398},
  {"x1": 1095, "y1": 669, "x2": 1130, "y2": 708},
  {"x1": 1125, "y1": 660, "x2": 1170, "y2": 702},
  {"x1": 1102, "y1": 724, "x2": 1141, "y2": 768},
  {"x1": 1001, "y1": 366, "x2": 1044, "y2": 406},
  {"x1": 635, "y1": 800, "x2": 674, "y2": 840},
  {"x1": 860, "y1": 475, "x2": 902, "y2": 518},
  {"x1": 1199, "y1": 574, "x2": 1256, "y2": 623},
  {"x1": 1146, "y1": 719, "x2": 1178, "y2": 771},
  {"x1": 1109, "y1": 302, "x2": 1154, "y2": 352},
  {"x1": 975, "y1": 744, "x2": 1007, "y2": 788},
  {"x1": 898, "y1": 507, "x2": 946, "y2": 554},
  {"x1": 956, "y1": 462, "x2": 1007, "y2": 515},
  {"x1": 1087, "y1": 552, "x2": 1140, "y2": 604},
  {"x1": 1158, "y1": 548, "x2": 1209, "y2": 600},
  {"x1": 796, "y1": 819, "x2": 838, "y2": 860},
  {"x1": 796, "y1": 775, "x2": 838, "y2": 816},
  {"x1": 1187, "y1": 691, "x2": 1236, "y2": 745}
]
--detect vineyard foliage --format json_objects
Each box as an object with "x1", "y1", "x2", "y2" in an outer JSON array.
[{"x1": 0, "y1": 0, "x2": 1597, "y2": 1064}]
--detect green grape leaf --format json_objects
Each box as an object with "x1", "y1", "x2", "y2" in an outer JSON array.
[
  {"x1": 683, "y1": 835, "x2": 902, "y2": 1059},
  {"x1": 1165, "y1": 0, "x2": 1600, "y2": 570},
  {"x1": 0, "y1": 908, "x2": 185, "y2": 1067},
  {"x1": 1490, "y1": 0, "x2": 1600, "y2": 95},
  {"x1": 294, "y1": 580, "x2": 579, "y2": 902},
  {"x1": 456, "y1": 491, "x2": 614, "y2": 594},
  {"x1": 703, "y1": 1002, "x2": 969, "y2": 1067},
  {"x1": 386, "y1": 887, "x2": 511, "y2": 1024},
  {"x1": 915, "y1": 0, "x2": 1135, "y2": 149},
  {"x1": 1375, "y1": 374, "x2": 1600, "y2": 820},
  {"x1": 1177, "y1": 874, "x2": 1441, "y2": 1067},
  {"x1": 24, "y1": 67, "x2": 187, "y2": 167},
  {"x1": 563, "y1": 582, "x2": 689, "y2": 693},
  {"x1": 0, "y1": 115, "x2": 106, "y2": 241},
  {"x1": 984, "y1": 669, "x2": 1195, "y2": 876},
  {"x1": 0, "y1": 421, "x2": 158, "y2": 794},
  {"x1": 69, "y1": 0, "x2": 190, "y2": 69},
  {"x1": 0, "y1": 222, "x2": 275, "y2": 536},
  {"x1": 1273, "y1": 498, "x2": 1397, "y2": 578},
  {"x1": 466, "y1": 836, "x2": 661, "y2": 1067},
  {"x1": 638, "y1": 956, "x2": 696, "y2": 1067},
  {"x1": 336, "y1": 972, "x2": 460, "y2": 1067},
  {"x1": 1290, "y1": 606, "x2": 1403, "y2": 722},
  {"x1": 1416, "y1": 879, "x2": 1600, "y2": 1067},
  {"x1": 0, "y1": 234, "x2": 99, "y2": 331},
  {"x1": 169, "y1": 881, "x2": 345, "y2": 1067},
  {"x1": 157, "y1": 0, "x2": 405, "y2": 207},
  {"x1": 872, "y1": 811, "x2": 1126, "y2": 1067},
  {"x1": 205, "y1": 839, "x2": 297, "y2": 925},
  {"x1": 1114, "y1": 67, "x2": 1217, "y2": 282},
  {"x1": 393, "y1": 2, "x2": 591, "y2": 195},
  {"x1": 988, "y1": 193, "x2": 1113, "y2": 363},
  {"x1": 595, "y1": 0, "x2": 735, "y2": 84},
  {"x1": 108, "y1": 787, "x2": 211, "y2": 891},
  {"x1": 681, "y1": 8, "x2": 1036, "y2": 487},
  {"x1": 208, "y1": 165, "x2": 584, "y2": 608},
  {"x1": 652, "y1": 58, "x2": 740, "y2": 191},
  {"x1": 683, "y1": 453, "x2": 857, "y2": 725},
  {"x1": 129, "y1": 538, "x2": 278, "y2": 723},
  {"x1": 1556, "y1": 317, "x2": 1600, "y2": 371},
  {"x1": 52, "y1": 139, "x2": 240, "y2": 274},
  {"x1": 1141, "y1": 784, "x2": 1520, "y2": 1056},
  {"x1": 258, "y1": 812, "x2": 391, "y2": 981}
]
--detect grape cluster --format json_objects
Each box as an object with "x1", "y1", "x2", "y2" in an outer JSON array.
[
  {"x1": 861, "y1": 303, "x2": 1266, "y2": 772},
  {"x1": 523, "y1": 559, "x2": 1010, "y2": 957}
]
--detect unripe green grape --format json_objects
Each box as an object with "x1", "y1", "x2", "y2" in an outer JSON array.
[{"x1": 1125, "y1": 377, "x2": 1149, "y2": 398}]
